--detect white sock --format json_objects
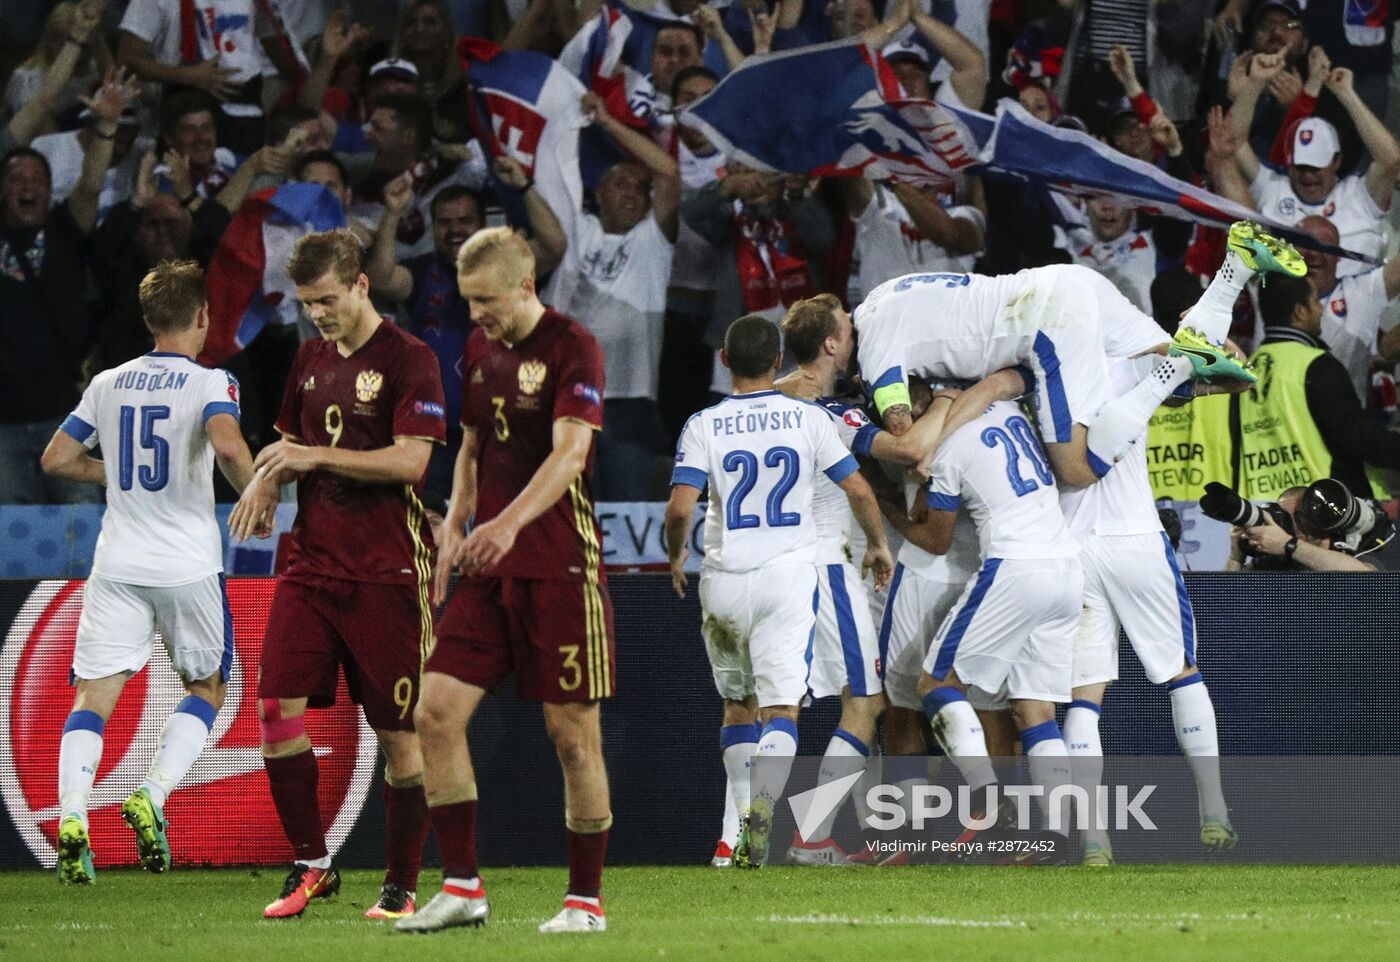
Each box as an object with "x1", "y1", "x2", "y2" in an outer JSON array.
[
  {"x1": 850, "y1": 747, "x2": 882, "y2": 828},
  {"x1": 719, "y1": 723, "x2": 759, "y2": 847},
  {"x1": 751, "y1": 718, "x2": 799, "y2": 809},
  {"x1": 1169, "y1": 674, "x2": 1229, "y2": 823},
  {"x1": 1180, "y1": 249, "x2": 1252, "y2": 343},
  {"x1": 806, "y1": 728, "x2": 870, "y2": 842},
  {"x1": 141, "y1": 695, "x2": 217, "y2": 807},
  {"x1": 921, "y1": 691, "x2": 996, "y2": 793},
  {"x1": 1064, "y1": 701, "x2": 1109, "y2": 849},
  {"x1": 301, "y1": 854, "x2": 333, "y2": 869},
  {"x1": 1086, "y1": 357, "x2": 1194, "y2": 470},
  {"x1": 1022, "y1": 721, "x2": 1072, "y2": 835},
  {"x1": 58, "y1": 711, "x2": 105, "y2": 831}
]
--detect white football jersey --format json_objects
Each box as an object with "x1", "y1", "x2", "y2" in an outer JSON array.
[
  {"x1": 811, "y1": 398, "x2": 881, "y2": 564},
  {"x1": 64, "y1": 352, "x2": 239, "y2": 587},
  {"x1": 926, "y1": 400, "x2": 1077, "y2": 560},
  {"x1": 674, "y1": 390, "x2": 858, "y2": 574},
  {"x1": 1058, "y1": 359, "x2": 1162, "y2": 538},
  {"x1": 897, "y1": 478, "x2": 981, "y2": 581}
]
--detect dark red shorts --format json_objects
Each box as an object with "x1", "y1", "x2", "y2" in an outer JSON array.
[
  {"x1": 259, "y1": 575, "x2": 433, "y2": 731},
  {"x1": 430, "y1": 576, "x2": 616, "y2": 702}
]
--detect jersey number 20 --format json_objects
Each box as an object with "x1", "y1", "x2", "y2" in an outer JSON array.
[
  {"x1": 118, "y1": 404, "x2": 171, "y2": 492},
  {"x1": 981, "y1": 415, "x2": 1052, "y2": 497},
  {"x1": 722, "y1": 447, "x2": 801, "y2": 530}
]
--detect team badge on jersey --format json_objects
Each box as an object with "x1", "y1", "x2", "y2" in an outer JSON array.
[
  {"x1": 518, "y1": 359, "x2": 547, "y2": 395},
  {"x1": 302, "y1": 375, "x2": 316, "y2": 392},
  {"x1": 356, "y1": 369, "x2": 384, "y2": 403},
  {"x1": 843, "y1": 408, "x2": 870, "y2": 429}
]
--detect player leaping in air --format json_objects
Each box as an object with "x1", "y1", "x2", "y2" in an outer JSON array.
[{"x1": 854, "y1": 222, "x2": 1305, "y2": 484}]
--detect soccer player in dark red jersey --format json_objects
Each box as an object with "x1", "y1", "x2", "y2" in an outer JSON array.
[
  {"x1": 229, "y1": 229, "x2": 446, "y2": 921},
  {"x1": 396, "y1": 228, "x2": 615, "y2": 935}
]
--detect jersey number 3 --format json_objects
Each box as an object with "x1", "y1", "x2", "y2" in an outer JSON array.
[
  {"x1": 118, "y1": 404, "x2": 170, "y2": 492},
  {"x1": 981, "y1": 415, "x2": 1052, "y2": 497},
  {"x1": 722, "y1": 446, "x2": 801, "y2": 531}
]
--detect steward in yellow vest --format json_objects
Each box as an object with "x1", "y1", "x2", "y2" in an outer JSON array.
[{"x1": 1238, "y1": 276, "x2": 1400, "y2": 499}]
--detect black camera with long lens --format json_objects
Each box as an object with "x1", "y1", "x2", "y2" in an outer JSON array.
[
  {"x1": 1199, "y1": 482, "x2": 1295, "y2": 533},
  {"x1": 1298, "y1": 478, "x2": 1397, "y2": 566}
]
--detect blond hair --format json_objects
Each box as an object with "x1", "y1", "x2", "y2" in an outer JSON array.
[
  {"x1": 288, "y1": 228, "x2": 363, "y2": 288},
  {"x1": 455, "y1": 226, "x2": 535, "y2": 288},
  {"x1": 781, "y1": 294, "x2": 843, "y2": 365},
  {"x1": 138, "y1": 260, "x2": 206, "y2": 335}
]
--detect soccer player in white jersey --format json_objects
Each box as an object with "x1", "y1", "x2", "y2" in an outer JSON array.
[
  {"x1": 40, "y1": 261, "x2": 258, "y2": 884},
  {"x1": 854, "y1": 223, "x2": 1306, "y2": 487},
  {"x1": 1060, "y1": 359, "x2": 1235, "y2": 864},
  {"x1": 914, "y1": 399, "x2": 1082, "y2": 860},
  {"x1": 770, "y1": 295, "x2": 1025, "y2": 863},
  {"x1": 664, "y1": 314, "x2": 895, "y2": 868}
]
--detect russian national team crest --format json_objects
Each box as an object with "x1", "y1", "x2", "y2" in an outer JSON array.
[
  {"x1": 518, "y1": 359, "x2": 547, "y2": 395},
  {"x1": 0, "y1": 580, "x2": 377, "y2": 868},
  {"x1": 356, "y1": 370, "x2": 384, "y2": 403}
]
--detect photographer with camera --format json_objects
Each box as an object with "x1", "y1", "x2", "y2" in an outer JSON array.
[{"x1": 1212, "y1": 481, "x2": 1391, "y2": 572}]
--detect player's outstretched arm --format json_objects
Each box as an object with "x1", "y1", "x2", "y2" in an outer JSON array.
[
  {"x1": 256, "y1": 437, "x2": 432, "y2": 485},
  {"x1": 39, "y1": 430, "x2": 104, "y2": 486},
  {"x1": 664, "y1": 484, "x2": 702, "y2": 598},
  {"x1": 837, "y1": 471, "x2": 894, "y2": 588},
  {"x1": 434, "y1": 426, "x2": 481, "y2": 606},
  {"x1": 207, "y1": 413, "x2": 257, "y2": 493},
  {"x1": 461, "y1": 419, "x2": 593, "y2": 574}
]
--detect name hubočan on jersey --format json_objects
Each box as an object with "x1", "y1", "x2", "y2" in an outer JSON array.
[{"x1": 110, "y1": 370, "x2": 191, "y2": 392}]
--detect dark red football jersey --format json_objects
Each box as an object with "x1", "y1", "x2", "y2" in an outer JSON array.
[
  {"x1": 276, "y1": 320, "x2": 447, "y2": 585},
  {"x1": 462, "y1": 309, "x2": 606, "y2": 581}
]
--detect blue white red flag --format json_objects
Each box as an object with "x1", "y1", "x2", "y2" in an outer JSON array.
[
  {"x1": 201, "y1": 182, "x2": 345, "y2": 365},
  {"x1": 679, "y1": 38, "x2": 980, "y2": 191},
  {"x1": 977, "y1": 100, "x2": 1376, "y2": 265},
  {"x1": 458, "y1": 37, "x2": 586, "y2": 240}
]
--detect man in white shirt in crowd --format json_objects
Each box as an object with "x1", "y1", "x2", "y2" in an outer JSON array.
[
  {"x1": 1295, "y1": 215, "x2": 1400, "y2": 404},
  {"x1": 547, "y1": 92, "x2": 681, "y2": 501},
  {"x1": 1055, "y1": 196, "x2": 1157, "y2": 314},
  {"x1": 1227, "y1": 52, "x2": 1400, "y2": 276},
  {"x1": 33, "y1": 105, "x2": 151, "y2": 225}
]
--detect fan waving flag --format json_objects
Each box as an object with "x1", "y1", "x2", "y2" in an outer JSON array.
[
  {"x1": 679, "y1": 38, "x2": 980, "y2": 191},
  {"x1": 458, "y1": 37, "x2": 586, "y2": 241},
  {"x1": 977, "y1": 100, "x2": 1377, "y2": 265},
  {"x1": 200, "y1": 182, "x2": 345, "y2": 365}
]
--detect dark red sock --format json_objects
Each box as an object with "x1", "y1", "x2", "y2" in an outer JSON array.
[
  {"x1": 567, "y1": 827, "x2": 609, "y2": 898},
  {"x1": 264, "y1": 750, "x2": 327, "y2": 862},
  {"x1": 384, "y1": 781, "x2": 429, "y2": 890},
  {"x1": 429, "y1": 799, "x2": 478, "y2": 880}
]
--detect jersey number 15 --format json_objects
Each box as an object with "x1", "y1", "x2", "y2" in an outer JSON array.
[{"x1": 118, "y1": 404, "x2": 171, "y2": 492}]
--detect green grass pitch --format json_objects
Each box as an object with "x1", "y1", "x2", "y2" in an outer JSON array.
[{"x1": 3, "y1": 866, "x2": 1398, "y2": 961}]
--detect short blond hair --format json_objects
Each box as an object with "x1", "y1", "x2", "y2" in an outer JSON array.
[
  {"x1": 288, "y1": 228, "x2": 363, "y2": 287},
  {"x1": 138, "y1": 260, "x2": 205, "y2": 335},
  {"x1": 781, "y1": 294, "x2": 843, "y2": 365},
  {"x1": 456, "y1": 226, "x2": 535, "y2": 288}
]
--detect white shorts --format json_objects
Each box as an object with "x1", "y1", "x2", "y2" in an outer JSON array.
[
  {"x1": 699, "y1": 563, "x2": 819, "y2": 708},
  {"x1": 1071, "y1": 531, "x2": 1197, "y2": 687},
  {"x1": 924, "y1": 557, "x2": 1083, "y2": 702},
  {"x1": 808, "y1": 561, "x2": 882, "y2": 699},
  {"x1": 878, "y1": 563, "x2": 970, "y2": 710},
  {"x1": 73, "y1": 574, "x2": 233, "y2": 683},
  {"x1": 1019, "y1": 265, "x2": 1167, "y2": 444}
]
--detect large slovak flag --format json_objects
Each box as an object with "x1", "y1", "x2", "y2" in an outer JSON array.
[
  {"x1": 459, "y1": 38, "x2": 586, "y2": 241},
  {"x1": 679, "y1": 38, "x2": 979, "y2": 191},
  {"x1": 976, "y1": 100, "x2": 1376, "y2": 264},
  {"x1": 201, "y1": 183, "x2": 344, "y2": 365}
]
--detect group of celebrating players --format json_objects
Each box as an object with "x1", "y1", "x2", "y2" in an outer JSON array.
[{"x1": 38, "y1": 209, "x2": 1306, "y2": 932}]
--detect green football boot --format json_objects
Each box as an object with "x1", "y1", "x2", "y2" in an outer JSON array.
[
  {"x1": 1200, "y1": 816, "x2": 1238, "y2": 851},
  {"x1": 1226, "y1": 221, "x2": 1307, "y2": 279},
  {"x1": 122, "y1": 787, "x2": 171, "y2": 873},
  {"x1": 1169, "y1": 327, "x2": 1257, "y2": 383},
  {"x1": 736, "y1": 797, "x2": 776, "y2": 869},
  {"x1": 56, "y1": 816, "x2": 96, "y2": 885},
  {"x1": 1082, "y1": 839, "x2": 1114, "y2": 866}
]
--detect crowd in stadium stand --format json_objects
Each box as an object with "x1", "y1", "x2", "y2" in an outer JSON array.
[{"x1": 1, "y1": 0, "x2": 1398, "y2": 510}]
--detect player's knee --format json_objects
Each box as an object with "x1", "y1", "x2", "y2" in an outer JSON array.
[
  {"x1": 186, "y1": 675, "x2": 226, "y2": 711},
  {"x1": 258, "y1": 697, "x2": 306, "y2": 748},
  {"x1": 721, "y1": 697, "x2": 758, "y2": 727},
  {"x1": 1010, "y1": 700, "x2": 1054, "y2": 730},
  {"x1": 412, "y1": 691, "x2": 457, "y2": 737},
  {"x1": 545, "y1": 715, "x2": 599, "y2": 768}
]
